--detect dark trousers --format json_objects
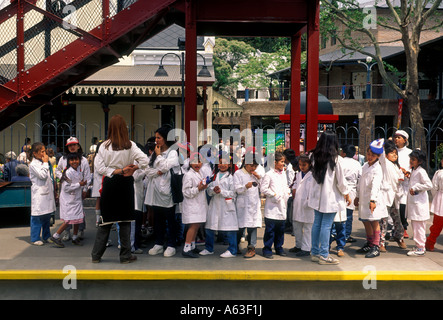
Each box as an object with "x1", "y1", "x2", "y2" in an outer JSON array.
[
  {"x1": 263, "y1": 218, "x2": 285, "y2": 255},
  {"x1": 91, "y1": 222, "x2": 131, "y2": 262},
  {"x1": 153, "y1": 205, "x2": 177, "y2": 248},
  {"x1": 399, "y1": 204, "x2": 409, "y2": 230}
]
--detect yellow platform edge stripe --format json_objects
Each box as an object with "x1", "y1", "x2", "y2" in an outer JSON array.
[{"x1": 1, "y1": 270, "x2": 443, "y2": 281}]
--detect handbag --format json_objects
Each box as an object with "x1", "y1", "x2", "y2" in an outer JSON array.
[{"x1": 170, "y1": 166, "x2": 184, "y2": 203}]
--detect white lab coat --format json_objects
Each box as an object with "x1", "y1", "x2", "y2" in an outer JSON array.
[
  {"x1": 397, "y1": 146, "x2": 412, "y2": 204},
  {"x1": 56, "y1": 156, "x2": 91, "y2": 192},
  {"x1": 133, "y1": 160, "x2": 146, "y2": 212},
  {"x1": 144, "y1": 148, "x2": 180, "y2": 208},
  {"x1": 341, "y1": 157, "x2": 362, "y2": 210},
  {"x1": 233, "y1": 168, "x2": 262, "y2": 228},
  {"x1": 59, "y1": 167, "x2": 84, "y2": 221},
  {"x1": 431, "y1": 169, "x2": 443, "y2": 217},
  {"x1": 206, "y1": 172, "x2": 238, "y2": 231},
  {"x1": 292, "y1": 171, "x2": 315, "y2": 223},
  {"x1": 29, "y1": 159, "x2": 56, "y2": 216},
  {"x1": 182, "y1": 168, "x2": 208, "y2": 224},
  {"x1": 308, "y1": 156, "x2": 349, "y2": 214},
  {"x1": 261, "y1": 169, "x2": 291, "y2": 220},
  {"x1": 357, "y1": 161, "x2": 387, "y2": 220},
  {"x1": 379, "y1": 153, "x2": 403, "y2": 209},
  {"x1": 406, "y1": 166, "x2": 432, "y2": 221}
]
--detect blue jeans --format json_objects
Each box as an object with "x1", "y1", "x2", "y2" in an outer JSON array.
[
  {"x1": 263, "y1": 218, "x2": 285, "y2": 256},
  {"x1": 311, "y1": 210, "x2": 336, "y2": 258},
  {"x1": 346, "y1": 209, "x2": 354, "y2": 239},
  {"x1": 205, "y1": 229, "x2": 237, "y2": 255},
  {"x1": 30, "y1": 213, "x2": 52, "y2": 242},
  {"x1": 330, "y1": 221, "x2": 346, "y2": 251}
]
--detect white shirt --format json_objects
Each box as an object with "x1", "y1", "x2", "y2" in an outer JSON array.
[
  {"x1": 234, "y1": 168, "x2": 262, "y2": 228},
  {"x1": 181, "y1": 168, "x2": 208, "y2": 224},
  {"x1": 406, "y1": 166, "x2": 432, "y2": 221},
  {"x1": 357, "y1": 161, "x2": 387, "y2": 220},
  {"x1": 29, "y1": 159, "x2": 56, "y2": 216},
  {"x1": 431, "y1": 169, "x2": 443, "y2": 217},
  {"x1": 261, "y1": 169, "x2": 291, "y2": 220},
  {"x1": 341, "y1": 157, "x2": 362, "y2": 210},
  {"x1": 56, "y1": 156, "x2": 91, "y2": 192},
  {"x1": 292, "y1": 171, "x2": 315, "y2": 223},
  {"x1": 397, "y1": 146, "x2": 412, "y2": 204},
  {"x1": 59, "y1": 167, "x2": 84, "y2": 221}
]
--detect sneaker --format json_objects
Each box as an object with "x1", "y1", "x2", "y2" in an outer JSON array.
[
  {"x1": 289, "y1": 247, "x2": 301, "y2": 253},
  {"x1": 244, "y1": 246, "x2": 256, "y2": 258},
  {"x1": 133, "y1": 248, "x2": 143, "y2": 254},
  {"x1": 318, "y1": 255, "x2": 340, "y2": 265},
  {"x1": 199, "y1": 249, "x2": 214, "y2": 256},
  {"x1": 395, "y1": 238, "x2": 407, "y2": 249},
  {"x1": 182, "y1": 249, "x2": 199, "y2": 258},
  {"x1": 163, "y1": 246, "x2": 176, "y2": 257},
  {"x1": 337, "y1": 249, "x2": 345, "y2": 257},
  {"x1": 62, "y1": 231, "x2": 71, "y2": 241},
  {"x1": 120, "y1": 255, "x2": 137, "y2": 264},
  {"x1": 365, "y1": 246, "x2": 380, "y2": 258},
  {"x1": 346, "y1": 236, "x2": 357, "y2": 243},
  {"x1": 311, "y1": 254, "x2": 321, "y2": 262},
  {"x1": 148, "y1": 244, "x2": 164, "y2": 255},
  {"x1": 295, "y1": 250, "x2": 311, "y2": 257},
  {"x1": 49, "y1": 236, "x2": 65, "y2": 248},
  {"x1": 78, "y1": 231, "x2": 84, "y2": 240},
  {"x1": 379, "y1": 244, "x2": 387, "y2": 252},
  {"x1": 32, "y1": 240, "x2": 44, "y2": 246},
  {"x1": 72, "y1": 238, "x2": 83, "y2": 246},
  {"x1": 407, "y1": 247, "x2": 425, "y2": 256},
  {"x1": 356, "y1": 242, "x2": 371, "y2": 254},
  {"x1": 404, "y1": 230, "x2": 409, "y2": 239},
  {"x1": 220, "y1": 250, "x2": 236, "y2": 258}
]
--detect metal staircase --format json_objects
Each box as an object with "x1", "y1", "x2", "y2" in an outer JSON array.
[{"x1": 0, "y1": 0, "x2": 180, "y2": 130}]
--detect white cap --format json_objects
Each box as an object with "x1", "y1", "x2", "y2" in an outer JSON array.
[
  {"x1": 66, "y1": 136, "x2": 79, "y2": 146},
  {"x1": 370, "y1": 138, "x2": 384, "y2": 155},
  {"x1": 394, "y1": 130, "x2": 409, "y2": 140}
]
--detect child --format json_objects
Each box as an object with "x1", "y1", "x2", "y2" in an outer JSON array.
[
  {"x1": 355, "y1": 139, "x2": 387, "y2": 258},
  {"x1": 201, "y1": 152, "x2": 238, "y2": 258},
  {"x1": 233, "y1": 151, "x2": 262, "y2": 258},
  {"x1": 291, "y1": 154, "x2": 314, "y2": 257},
  {"x1": 49, "y1": 153, "x2": 87, "y2": 247},
  {"x1": 426, "y1": 158, "x2": 443, "y2": 251},
  {"x1": 406, "y1": 149, "x2": 433, "y2": 256},
  {"x1": 379, "y1": 140, "x2": 406, "y2": 250},
  {"x1": 260, "y1": 152, "x2": 291, "y2": 259},
  {"x1": 55, "y1": 137, "x2": 91, "y2": 241},
  {"x1": 29, "y1": 142, "x2": 56, "y2": 246},
  {"x1": 181, "y1": 152, "x2": 209, "y2": 258}
]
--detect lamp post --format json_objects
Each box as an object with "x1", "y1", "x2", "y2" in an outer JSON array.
[
  {"x1": 154, "y1": 44, "x2": 212, "y2": 137},
  {"x1": 358, "y1": 56, "x2": 377, "y2": 99}
]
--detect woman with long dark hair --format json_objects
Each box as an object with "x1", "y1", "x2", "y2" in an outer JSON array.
[
  {"x1": 146, "y1": 126, "x2": 181, "y2": 258},
  {"x1": 91, "y1": 115, "x2": 149, "y2": 264},
  {"x1": 308, "y1": 131, "x2": 351, "y2": 265}
]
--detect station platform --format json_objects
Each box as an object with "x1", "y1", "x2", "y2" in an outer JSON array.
[{"x1": 1, "y1": 206, "x2": 443, "y2": 300}]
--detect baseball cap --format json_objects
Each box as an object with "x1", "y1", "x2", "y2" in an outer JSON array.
[
  {"x1": 370, "y1": 138, "x2": 384, "y2": 155},
  {"x1": 66, "y1": 137, "x2": 79, "y2": 146},
  {"x1": 394, "y1": 130, "x2": 409, "y2": 140}
]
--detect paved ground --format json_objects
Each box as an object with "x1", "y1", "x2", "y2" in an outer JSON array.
[{"x1": 1, "y1": 205, "x2": 443, "y2": 274}]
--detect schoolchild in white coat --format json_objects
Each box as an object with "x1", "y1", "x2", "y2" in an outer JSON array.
[
  {"x1": 355, "y1": 140, "x2": 387, "y2": 258},
  {"x1": 291, "y1": 154, "x2": 314, "y2": 257},
  {"x1": 406, "y1": 149, "x2": 433, "y2": 256},
  {"x1": 201, "y1": 153, "x2": 238, "y2": 258},
  {"x1": 181, "y1": 152, "x2": 209, "y2": 258},
  {"x1": 426, "y1": 158, "x2": 443, "y2": 251},
  {"x1": 234, "y1": 151, "x2": 262, "y2": 258},
  {"x1": 49, "y1": 153, "x2": 87, "y2": 248},
  {"x1": 261, "y1": 152, "x2": 291, "y2": 258},
  {"x1": 29, "y1": 143, "x2": 57, "y2": 246}
]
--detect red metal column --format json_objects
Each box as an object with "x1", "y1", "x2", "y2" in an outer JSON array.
[
  {"x1": 306, "y1": 0, "x2": 320, "y2": 152},
  {"x1": 185, "y1": 0, "x2": 197, "y2": 142},
  {"x1": 290, "y1": 31, "x2": 302, "y2": 155}
]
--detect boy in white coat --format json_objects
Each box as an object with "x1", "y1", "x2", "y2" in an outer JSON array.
[
  {"x1": 181, "y1": 152, "x2": 208, "y2": 258},
  {"x1": 291, "y1": 154, "x2": 314, "y2": 257},
  {"x1": 406, "y1": 149, "x2": 433, "y2": 256},
  {"x1": 29, "y1": 142, "x2": 57, "y2": 246},
  {"x1": 261, "y1": 152, "x2": 291, "y2": 258}
]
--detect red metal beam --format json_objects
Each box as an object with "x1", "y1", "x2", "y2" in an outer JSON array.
[
  {"x1": 305, "y1": 0, "x2": 320, "y2": 152},
  {"x1": 185, "y1": 0, "x2": 197, "y2": 142},
  {"x1": 280, "y1": 114, "x2": 339, "y2": 123},
  {"x1": 290, "y1": 31, "x2": 302, "y2": 155}
]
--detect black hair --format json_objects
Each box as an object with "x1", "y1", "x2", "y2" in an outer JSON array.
[
  {"x1": 145, "y1": 136, "x2": 156, "y2": 153},
  {"x1": 409, "y1": 149, "x2": 427, "y2": 171},
  {"x1": 274, "y1": 151, "x2": 285, "y2": 163},
  {"x1": 341, "y1": 144, "x2": 356, "y2": 158},
  {"x1": 149, "y1": 126, "x2": 175, "y2": 167},
  {"x1": 383, "y1": 140, "x2": 400, "y2": 168},
  {"x1": 29, "y1": 142, "x2": 45, "y2": 161},
  {"x1": 311, "y1": 130, "x2": 339, "y2": 184},
  {"x1": 241, "y1": 151, "x2": 259, "y2": 168},
  {"x1": 63, "y1": 139, "x2": 83, "y2": 158},
  {"x1": 213, "y1": 151, "x2": 236, "y2": 177},
  {"x1": 60, "y1": 152, "x2": 81, "y2": 183},
  {"x1": 298, "y1": 154, "x2": 312, "y2": 166}
]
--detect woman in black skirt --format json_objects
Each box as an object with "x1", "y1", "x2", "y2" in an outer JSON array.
[{"x1": 91, "y1": 115, "x2": 149, "y2": 264}]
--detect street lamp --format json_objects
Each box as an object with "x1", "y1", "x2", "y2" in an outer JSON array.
[
  {"x1": 154, "y1": 47, "x2": 212, "y2": 135},
  {"x1": 358, "y1": 56, "x2": 377, "y2": 99}
]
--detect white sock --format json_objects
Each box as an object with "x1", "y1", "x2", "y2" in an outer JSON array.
[
  {"x1": 72, "y1": 235, "x2": 78, "y2": 240},
  {"x1": 53, "y1": 233, "x2": 60, "y2": 239},
  {"x1": 191, "y1": 242, "x2": 196, "y2": 250},
  {"x1": 183, "y1": 243, "x2": 192, "y2": 252}
]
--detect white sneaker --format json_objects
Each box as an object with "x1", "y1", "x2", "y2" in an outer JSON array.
[
  {"x1": 62, "y1": 231, "x2": 71, "y2": 241},
  {"x1": 32, "y1": 240, "x2": 44, "y2": 246},
  {"x1": 318, "y1": 255, "x2": 340, "y2": 265},
  {"x1": 407, "y1": 247, "x2": 425, "y2": 256},
  {"x1": 199, "y1": 249, "x2": 214, "y2": 256},
  {"x1": 148, "y1": 244, "x2": 164, "y2": 255},
  {"x1": 220, "y1": 250, "x2": 236, "y2": 258},
  {"x1": 163, "y1": 246, "x2": 176, "y2": 257}
]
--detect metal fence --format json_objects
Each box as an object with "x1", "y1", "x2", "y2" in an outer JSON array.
[{"x1": 336, "y1": 124, "x2": 443, "y2": 176}]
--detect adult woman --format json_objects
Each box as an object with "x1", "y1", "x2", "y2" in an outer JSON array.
[
  {"x1": 308, "y1": 131, "x2": 351, "y2": 265},
  {"x1": 91, "y1": 115, "x2": 149, "y2": 264},
  {"x1": 146, "y1": 126, "x2": 181, "y2": 258}
]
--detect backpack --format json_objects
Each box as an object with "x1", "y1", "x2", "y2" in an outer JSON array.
[{"x1": 170, "y1": 166, "x2": 184, "y2": 203}]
